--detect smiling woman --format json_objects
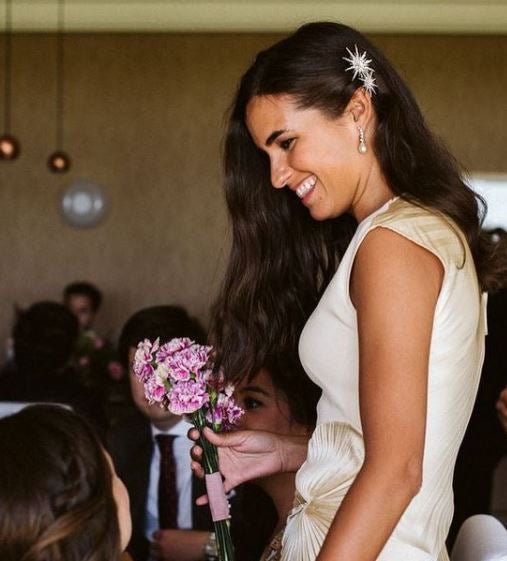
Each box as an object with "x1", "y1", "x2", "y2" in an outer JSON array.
[{"x1": 203, "y1": 20, "x2": 507, "y2": 561}]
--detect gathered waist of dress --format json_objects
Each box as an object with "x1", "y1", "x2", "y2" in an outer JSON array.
[
  {"x1": 282, "y1": 422, "x2": 453, "y2": 561},
  {"x1": 281, "y1": 422, "x2": 365, "y2": 561}
]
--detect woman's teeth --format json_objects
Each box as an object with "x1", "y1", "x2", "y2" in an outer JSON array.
[{"x1": 296, "y1": 176, "x2": 316, "y2": 198}]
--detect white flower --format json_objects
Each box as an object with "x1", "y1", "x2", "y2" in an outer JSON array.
[{"x1": 154, "y1": 362, "x2": 170, "y2": 381}]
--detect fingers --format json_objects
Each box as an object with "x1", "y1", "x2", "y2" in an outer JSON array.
[
  {"x1": 191, "y1": 460, "x2": 205, "y2": 479},
  {"x1": 496, "y1": 387, "x2": 507, "y2": 433},
  {"x1": 149, "y1": 539, "x2": 161, "y2": 559},
  {"x1": 201, "y1": 426, "x2": 239, "y2": 446},
  {"x1": 195, "y1": 493, "x2": 209, "y2": 506},
  {"x1": 191, "y1": 444, "x2": 203, "y2": 461},
  {"x1": 187, "y1": 427, "x2": 200, "y2": 442},
  {"x1": 190, "y1": 426, "x2": 245, "y2": 447}
]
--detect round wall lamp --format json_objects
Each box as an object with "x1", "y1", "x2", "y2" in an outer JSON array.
[{"x1": 60, "y1": 181, "x2": 108, "y2": 228}]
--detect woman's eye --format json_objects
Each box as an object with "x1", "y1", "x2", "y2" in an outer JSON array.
[
  {"x1": 244, "y1": 397, "x2": 263, "y2": 410},
  {"x1": 280, "y1": 138, "x2": 294, "y2": 150}
]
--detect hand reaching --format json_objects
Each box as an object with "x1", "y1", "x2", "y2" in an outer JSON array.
[
  {"x1": 189, "y1": 426, "x2": 294, "y2": 504},
  {"x1": 150, "y1": 529, "x2": 208, "y2": 561},
  {"x1": 496, "y1": 387, "x2": 507, "y2": 433}
]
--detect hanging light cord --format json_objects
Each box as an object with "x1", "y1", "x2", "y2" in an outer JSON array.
[
  {"x1": 56, "y1": 0, "x2": 65, "y2": 150},
  {"x1": 3, "y1": 0, "x2": 12, "y2": 133}
]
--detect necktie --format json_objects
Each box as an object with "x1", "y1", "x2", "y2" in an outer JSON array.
[{"x1": 155, "y1": 434, "x2": 178, "y2": 529}]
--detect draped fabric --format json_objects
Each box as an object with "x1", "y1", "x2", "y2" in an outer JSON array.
[{"x1": 282, "y1": 422, "x2": 364, "y2": 561}]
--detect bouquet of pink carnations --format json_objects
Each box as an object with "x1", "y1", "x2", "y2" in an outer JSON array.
[{"x1": 133, "y1": 337, "x2": 243, "y2": 561}]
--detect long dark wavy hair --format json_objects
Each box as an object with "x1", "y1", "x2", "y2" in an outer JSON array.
[
  {"x1": 211, "y1": 21, "x2": 506, "y2": 381},
  {"x1": 0, "y1": 405, "x2": 122, "y2": 561}
]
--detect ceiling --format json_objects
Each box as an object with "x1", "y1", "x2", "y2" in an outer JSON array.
[{"x1": 3, "y1": 0, "x2": 507, "y2": 34}]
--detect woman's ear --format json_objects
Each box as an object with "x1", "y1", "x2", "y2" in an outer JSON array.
[{"x1": 346, "y1": 88, "x2": 373, "y2": 127}]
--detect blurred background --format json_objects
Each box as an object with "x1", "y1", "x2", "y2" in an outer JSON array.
[{"x1": 0, "y1": 0, "x2": 506, "y2": 346}]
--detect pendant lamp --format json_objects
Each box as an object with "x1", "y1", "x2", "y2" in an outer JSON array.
[
  {"x1": 48, "y1": 0, "x2": 70, "y2": 173},
  {"x1": 0, "y1": 0, "x2": 20, "y2": 161}
]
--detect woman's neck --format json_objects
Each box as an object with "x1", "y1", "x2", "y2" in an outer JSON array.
[
  {"x1": 257, "y1": 472, "x2": 296, "y2": 532},
  {"x1": 351, "y1": 159, "x2": 394, "y2": 223}
]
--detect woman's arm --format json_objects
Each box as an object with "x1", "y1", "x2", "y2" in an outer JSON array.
[{"x1": 316, "y1": 227, "x2": 443, "y2": 561}]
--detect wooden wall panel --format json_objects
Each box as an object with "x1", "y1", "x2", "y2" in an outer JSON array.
[{"x1": 0, "y1": 32, "x2": 505, "y2": 352}]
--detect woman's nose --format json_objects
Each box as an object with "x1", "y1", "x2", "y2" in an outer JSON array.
[{"x1": 271, "y1": 159, "x2": 292, "y2": 189}]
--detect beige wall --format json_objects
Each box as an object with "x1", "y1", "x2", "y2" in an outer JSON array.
[{"x1": 0, "y1": 32, "x2": 506, "y2": 352}]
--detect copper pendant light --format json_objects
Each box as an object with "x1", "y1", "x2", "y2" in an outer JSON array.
[
  {"x1": 0, "y1": 0, "x2": 20, "y2": 161},
  {"x1": 48, "y1": 0, "x2": 70, "y2": 173}
]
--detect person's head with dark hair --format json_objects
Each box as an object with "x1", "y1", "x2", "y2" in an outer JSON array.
[
  {"x1": 13, "y1": 301, "x2": 79, "y2": 376},
  {"x1": 63, "y1": 281, "x2": 103, "y2": 331},
  {"x1": 236, "y1": 361, "x2": 319, "y2": 442},
  {"x1": 0, "y1": 404, "x2": 131, "y2": 561},
  {"x1": 118, "y1": 306, "x2": 206, "y2": 429},
  {"x1": 233, "y1": 358, "x2": 320, "y2": 540},
  {"x1": 211, "y1": 21, "x2": 506, "y2": 384}
]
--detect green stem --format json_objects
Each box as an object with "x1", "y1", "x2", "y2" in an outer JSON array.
[
  {"x1": 191, "y1": 409, "x2": 234, "y2": 560},
  {"x1": 191, "y1": 409, "x2": 218, "y2": 474}
]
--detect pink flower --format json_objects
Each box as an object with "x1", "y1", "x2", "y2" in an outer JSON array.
[
  {"x1": 108, "y1": 361, "x2": 124, "y2": 381},
  {"x1": 219, "y1": 393, "x2": 244, "y2": 429},
  {"x1": 144, "y1": 375, "x2": 167, "y2": 404},
  {"x1": 94, "y1": 337, "x2": 105, "y2": 349},
  {"x1": 206, "y1": 406, "x2": 223, "y2": 426},
  {"x1": 206, "y1": 392, "x2": 244, "y2": 429},
  {"x1": 133, "y1": 338, "x2": 160, "y2": 381},
  {"x1": 79, "y1": 356, "x2": 90, "y2": 367},
  {"x1": 168, "y1": 379, "x2": 209, "y2": 415},
  {"x1": 224, "y1": 400, "x2": 244, "y2": 428},
  {"x1": 205, "y1": 369, "x2": 226, "y2": 391},
  {"x1": 166, "y1": 344, "x2": 212, "y2": 382},
  {"x1": 156, "y1": 337, "x2": 194, "y2": 363}
]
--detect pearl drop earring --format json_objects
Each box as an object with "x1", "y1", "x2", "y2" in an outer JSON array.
[{"x1": 358, "y1": 126, "x2": 367, "y2": 154}]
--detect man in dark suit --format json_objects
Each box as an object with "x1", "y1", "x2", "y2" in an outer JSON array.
[{"x1": 108, "y1": 306, "x2": 213, "y2": 561}]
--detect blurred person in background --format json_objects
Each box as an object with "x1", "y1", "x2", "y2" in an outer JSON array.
[
  {"x1": 0, "y1": 301, "x2": 107, "y2": 437},
  {"x1": 108, "y1": 305, "x2": 215, "y2": 561},
  {"x1": 64, "y1": 281, "x2": 127, "y2": 425},
  {"x1": 63, "y1": 280, "x2": 103, "y2": 332},
  {"x1": 232, "y1": 358, "x2": 321, "y2": 561}
]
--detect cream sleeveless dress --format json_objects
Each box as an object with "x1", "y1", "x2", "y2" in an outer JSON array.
[{"x1": 281, "y1": 197, "x2": 487, "y2": 561}]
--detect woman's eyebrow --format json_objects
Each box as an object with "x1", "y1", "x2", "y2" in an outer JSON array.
[
  {"x1": 266, "y1": 129, "x2": 287, "y2": 146},
  {"x1": 239, "y1": 385, "x2": 270, "y2": 397}
]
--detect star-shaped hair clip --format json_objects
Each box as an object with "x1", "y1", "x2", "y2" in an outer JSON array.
[{"x1": 342, "y1": 44, "x2": 378, "y2": 95}]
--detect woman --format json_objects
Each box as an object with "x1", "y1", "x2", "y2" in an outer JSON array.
[
  {"x1": 0, "y1": 405, "x2": 132, "y2": 561},
  {"x1": 234, "y1": 365, "x2": 320, "y2": 560},
  {"x1": 193, "y1": 21, "x2": 506, "y2": 561}
]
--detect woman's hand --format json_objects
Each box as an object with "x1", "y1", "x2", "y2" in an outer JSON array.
[
  {"x1": 150, "y1": 529, "x2": 208, "y2": 561},
  {"x1": 496, "y1": 387, "x2": 507, "y2": 433},
  {"x1": 189, "y1": 426, "x2": 308, "y2": 503}
]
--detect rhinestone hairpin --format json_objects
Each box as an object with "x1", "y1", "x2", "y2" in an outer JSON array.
[{"x1": 343, "y1": 45, "x2": 377, "y2": 95}]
